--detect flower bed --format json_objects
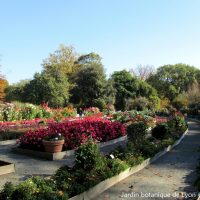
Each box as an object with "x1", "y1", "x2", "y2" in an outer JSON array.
[
  {"x1": 18, "y1": 118, "x2": 126, "y2": 151},
  {"x1": 0, "y1": 102, "x2": 77, "y2": 122}
]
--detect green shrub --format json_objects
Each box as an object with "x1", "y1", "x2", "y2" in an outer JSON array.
[
  {"x1": 10, "y1": 180, "x2": 37, "y2": 200},
  {"x1": 125, "y1": 97, "x2": 149, "y2": 111},
  {"x1": 111, "y1": 143, "x2": 144, "y2": 167},
  {"x1": 138, "y1": 140, "x2": 161, "y2": 158},
  {"x1": 54, "y1": 166, "x2": 72, "y2": 192},
  {"x1": 127, "y1": 121, "x2": 148, "y2": 144},
  {"x1": 152, "y1": 123, "x2": 170, "y2": 140},
  {"x1": 161, "y1": 138, "x2": 175, "y2": 147},
  {"x1": 74, "y1": 139, "x2": 105, "y2": 171},
  {"x1": 168, "y1": 116, "x2": 187, "y2": 133},
  {"x1": 0, "y1": 182, "x2": 15, "y2": 200},
  {"x1": 106, "y1": 158, "x2": 129, "y2": 176}
]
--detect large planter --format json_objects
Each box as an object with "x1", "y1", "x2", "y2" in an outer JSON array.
[{"x1": 42, "y1": 139, "x2": 64, "y2": 153}]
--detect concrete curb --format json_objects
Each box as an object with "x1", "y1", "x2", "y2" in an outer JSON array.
[
  {"x1": 12, "y1": 136, "x2": 127, "y2": 160},
  {"x1": 0, "y1": 139, "x2": 16, "y2": 145},
  {"x1": 68, "y1": 129, "x2": 188, "y2": 200},
  {"x1": 0, "y1": 161, "x2": 15, "y2": 176}
]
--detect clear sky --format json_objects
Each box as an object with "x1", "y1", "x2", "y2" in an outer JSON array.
[{"x1": 1, "y1": 0, "x2": 200, "y2": 84}]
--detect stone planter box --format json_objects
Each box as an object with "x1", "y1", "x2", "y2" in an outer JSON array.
[
  {"x1": 13, "y1": 135, "x2": 127, "y2": 161},
  {"x1": 0, "y1": 161, "x2": 15, "y2": 176}
]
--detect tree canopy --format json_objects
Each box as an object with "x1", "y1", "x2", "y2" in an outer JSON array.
[
  {"x1": 110, "y1": 70, "x2": 159, "y2": 111},
  {"x1": 24, "y1": 72, "x2": 70, "y2": 107},
  {"x1": 70, "y1": 53, "x2": 114, "y2": 109},
  {"x1": 42, "y1": 44, "x2": 78, "y2": 77},
  {"x1": 147, "y1": 63, "x2": 200, "y2": 100}
]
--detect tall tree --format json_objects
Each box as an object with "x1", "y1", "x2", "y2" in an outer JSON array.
[
  {"x1": 70, "y1": 53, "x2": 113, "y2": 109},
  {"x1": 147, "y1": 63, "x2": 200, "y2": 100},
  {"x1": 110, "y1": 70, "x2": 139, "y2": 110},
  {"x1": 111, "y1": 70, "x2": 159, "y2": 111},
  {"x1": 5, "y1": 79, "x2": 30, "y2": 102},
  {"x1": 42, "y1": 44, "x2": 78, "y2": 77},
  {"x1": 0, "y1": 78, "x2": 8, "y2": 101},
  {"x1": 130, "y1": 64, "x2": 155, "y2": 81},
  {"x1": 24, "y1": 72, "x2": 70, "y2": 107}
]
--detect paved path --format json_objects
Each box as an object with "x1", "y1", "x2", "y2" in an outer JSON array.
[
  {"x1": 0, "y1": 137, "x2": 126, "y2": 189},
  {"x1": 96, "y1": 120, "x2": 200, "y2": 200},
  {"x1": 0, "y1": 140, "x2": 74, "y2": 188}
]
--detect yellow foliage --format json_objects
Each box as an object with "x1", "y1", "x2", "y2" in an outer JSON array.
[{"x1": 0, "y1": 78, "x2": 8, "y2": 101}]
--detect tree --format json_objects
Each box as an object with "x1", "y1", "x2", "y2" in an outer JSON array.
[
  {"x1": 70, "y1": 53, "x2": 112, "y2": 109},
  {"x1": 130, "y1": 64, "x2": 155, "y2": 80},
  {"x1": 5, "y1": 79, "x2": 29, "y2": 102},
  {"x1": 147, "y1": 63, "x2": 200, "y2": 100},
  {"x1": 24, "y1": 72, "x2": 70, "y2": 107},
  {"x1": 0, "y1": 78, "x2": 8, "y2": 101},
  {"x1": 110, "y1": 70, "x2": 160, "y2": 111},
  {"x1": 42, "y1": 44, "x2": 78, "y2": 78},
  {"x1": 110, "y1": 70, "x2": 139, "y2": 111}
]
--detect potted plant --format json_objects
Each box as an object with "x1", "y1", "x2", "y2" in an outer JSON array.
[{"x1": 42, "y1": 133, "x2": 65, "y2": 153}]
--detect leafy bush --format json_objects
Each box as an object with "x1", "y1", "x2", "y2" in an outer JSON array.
[
  {"x1": 54, "y1": 140, "x2": 128, "y2": 198},
  {"x1": 111, "y1": 143, "x2": 144, "y2": 167},
  {"x1": 125, "y1": 97, "x2": 149, "y2": 111},
  {"x1": 138, "y1": 140, "x2": 161, "y2": 158},
  {"x1": 0, "y1": 182, "x2": 15, "y2": 200},
  {"x1": 168, "y1": 116, "x2": 187, "y2": 133},
  {"x1": 127, "y1": 121, "x2": 149, "y2": 144},
  {"x1": 152, "y1": 123, "x2": 170, "y2": 140},
  {"x1": 75, "y1": 139, "x2": 105, "y2": 171},
  {"x1": 0, "y1": 177, "x2": 67, "y2": 200},
  {"x1": 10, "y1": 180, "x2": 38, "y2": 200}
]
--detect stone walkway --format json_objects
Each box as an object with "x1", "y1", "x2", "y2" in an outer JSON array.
[{"x1": 95, "y1": 120, "x2": 200, "y2": 200}]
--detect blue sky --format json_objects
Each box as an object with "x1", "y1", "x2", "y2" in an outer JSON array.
[{"x1": 1, "y1": 0, "x2": 200, "y2": 84}]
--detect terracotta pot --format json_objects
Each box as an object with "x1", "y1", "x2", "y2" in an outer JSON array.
[{"x1": 42, "y1": 139, "x2": 64, "y2": 153}]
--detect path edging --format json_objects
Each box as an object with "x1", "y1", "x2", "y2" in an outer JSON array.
[{"x1": 69, "y1": 129, "x2": 188, "y2": 200}]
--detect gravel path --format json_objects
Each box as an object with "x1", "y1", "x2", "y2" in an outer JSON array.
[{"x1": 95, "y1": 120, "x2": 200, "y2": 200}]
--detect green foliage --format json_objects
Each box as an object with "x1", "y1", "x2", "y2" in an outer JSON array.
[
  {"x1": 147, "y1": 63, "x2": 200, "y2": 101},
  {"x1": 75, "y1": 139, "x2": 105, "y2": 171},
  {"x1": 168, "y1": 116, "x2": 188, "y2": 133},
  {"x1": 127, "y1": 121, "x2": 148, "y2": 144},
  {"x1": 5, "y1": 79, "x2": 30, "y2": 102},
  {"x1": 110, "y1": 70, "x2": 139, "y2": 110},
  {"x1": 42, "y1": 44, "x2": 78, "y2": 77},
  {"x1": 70, "y1": 53, "x2": 112, "y2": 109},
  {"x1": 0, "y1": 177, "x2": 67, "y2": 200},
  {"x1": 152, "y1": 123, "x2": 170, "y2": 140},
  {"x1": 10, "y1": 180, "x2": 37, "y2": 200},
  {"x1": 138, "y1": 140, "x2": 162, "y2": 158},
  {"x1": 0, "y1": 182, "x2": 15, "y2": 200},
  {"x1": 24, "y1": 72, "x2": 70, "y2": 107},
  {"x1": 105, "y1": 158, "x2": 129, "y2": 176},
  {"x1": 125, "y1": 97, "x2": 149, "y2": 111},
  {"x1": 111, "y1": 70, "x2": 159, "y2": 111}
]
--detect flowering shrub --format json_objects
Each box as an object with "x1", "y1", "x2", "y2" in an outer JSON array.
[{"x1": 18, "y1": 118, "x2": 126, "y2": 151}]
